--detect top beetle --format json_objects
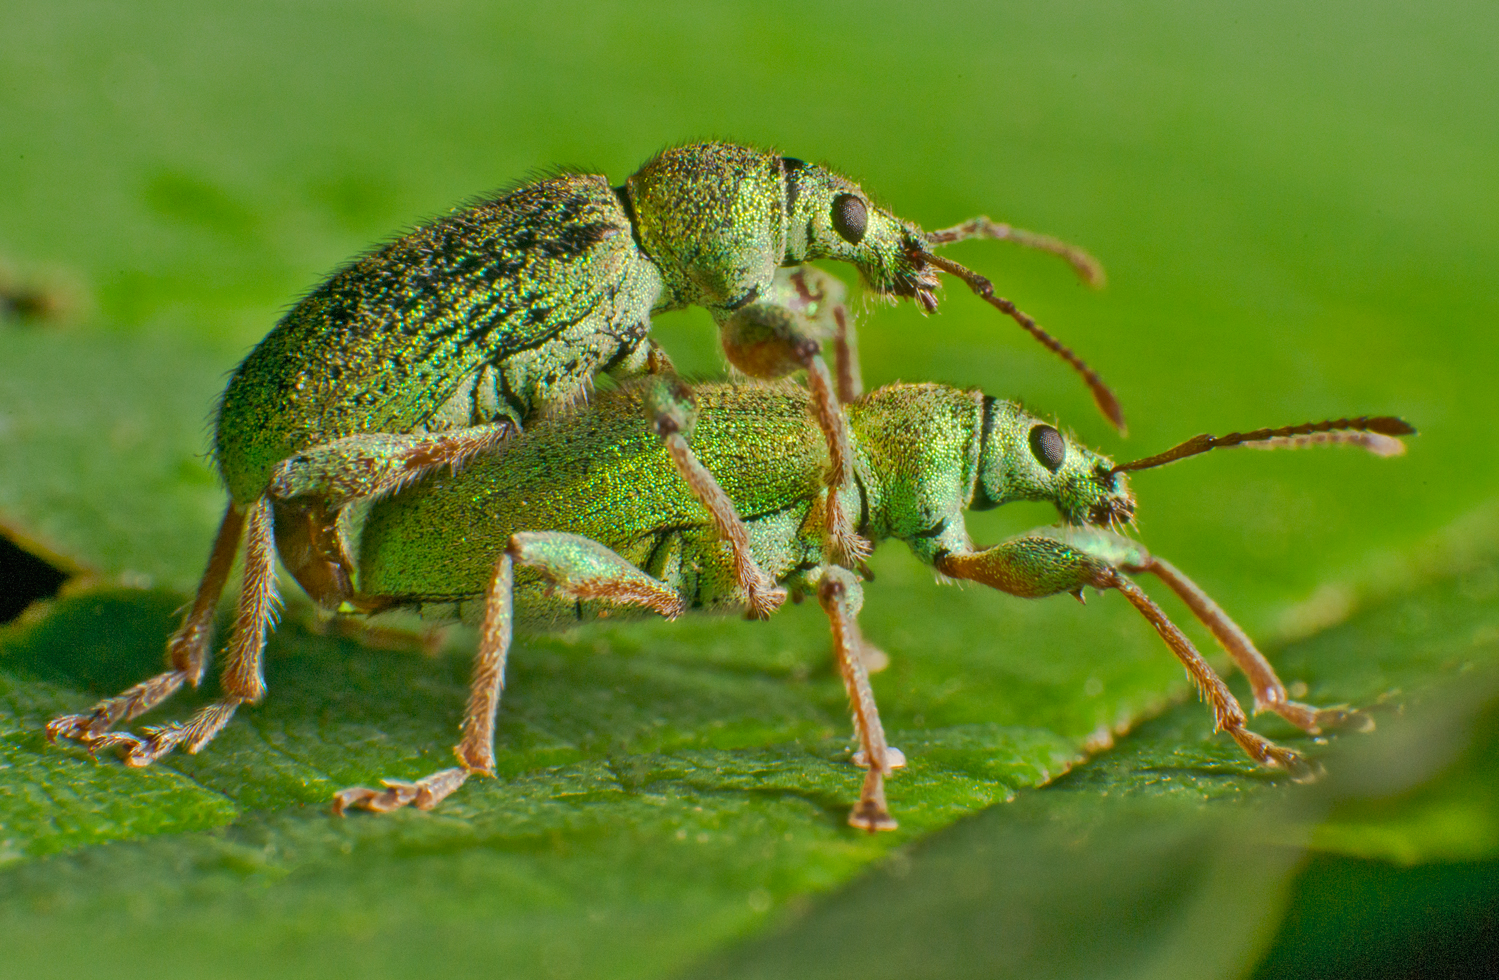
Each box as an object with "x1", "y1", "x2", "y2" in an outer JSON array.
[{"x1": 50, "y1": 142, "x2": 1116, "y2": 763}]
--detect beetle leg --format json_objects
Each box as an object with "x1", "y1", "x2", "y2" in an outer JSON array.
[
  {"x1": 1103, "y1": 569, "x2": 1321, "y2": 780},
  {"x1": 49, "y1": 425, "x2": 510, "y2": 758},
  {"x1": 786, "y1": 267, "x2": 870, "y2": 563},
  {"x1": 336, "y1": 532, "x2": 687, "y2": 815},
  {"x1": 335, "y1": 549, "x2": 518, "y2": 815},
  {"x1": 1131, "y1": 554, "x2": 1373, "y2": 735},
  {"x1": 505, "y1": 531, "x2": 689, "y2": 618},
  {"x1": 638, "y1": 360, "x2": 787, "y2": 619},
  {"x1": 817, "y1": 566, "x2": 898, "y2": 831},
  {"x1": 267, "y1": 424, "x2": 514, "y2": 506},
  {"x1": 719, "y1": 271, "x2": 870, "y2": 568},
  {"x1": 90, "y1": 497, "x2": 281, "y2": 766},
  {"x1": 800, "y1": 355, "x2": 870, "y2": 567},
  {"x1": 938, "y1": 530, "x2": 1320, "y2": 781},
  {"x1": 781, "y1": 266, "x2": 861, "y2": 401},
  {"x1": 830, "y1": 300, "x2": 862, "y2": 403},
  {"x1": 332, "y1": 767, "x2": 470, "y2": 815},
  {"x1": 1012, "y1": 527, "x2": 1371, "y2": 734},
  {"x1": 46, "y1": 502, "x2": 247, "y2": 744}
]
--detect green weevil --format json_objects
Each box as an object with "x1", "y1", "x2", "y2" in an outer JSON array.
[
  {"x1": 52, "y1": 375, "x2": 1410, "y2": 830},
  {"x1": 48, "y1": 142, "x2": 1116, "y2": 764}
]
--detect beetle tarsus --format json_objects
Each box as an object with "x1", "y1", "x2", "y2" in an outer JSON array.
[{"x1": 333, "y1": 768, "x2": 472, "y2": 815}]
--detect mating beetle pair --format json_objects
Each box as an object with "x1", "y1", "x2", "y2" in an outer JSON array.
[
  {"x1": 48, "y1": 142, "x2": 1410, "y2": 829},
  {"x1": 48, "y1": 141, "x2": 1111, "y2": 766}
]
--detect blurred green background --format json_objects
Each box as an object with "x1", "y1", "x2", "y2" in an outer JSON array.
[{"x1": 1, "y1": 2, "x2": 1495, "y2": 978}]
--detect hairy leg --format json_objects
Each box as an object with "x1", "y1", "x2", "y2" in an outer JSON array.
[
  {"x1": 270, "y1": 423, "x2": 516, "y2": 607},
  {"x1": 49, "y1": 422, "x2": 515, "y2": 764},
  {"x1": 938, "y1": 528, "x2": 1322, "y2": 780},
  {"x1": 47, "y1": 501, "x2": 247, "y2": 744},
  {"x1": 818, "y1": 566, "x2": 899, "y2": 831},
  {"x1": 85, "y1": 497, "x2": 281, "y2": 765},
  {"x1": 335, "y1": 531, "x2": 687, "y2": 814},
  {"x1": 720, "y1": 268, "x2": 869, "y2": 567},
  {"x1": 1138, "y1": 555, "x2": 1372, "y2": 734},
  {"x1": 613, "y1": 342, "x2": 787, "y2": 619}
]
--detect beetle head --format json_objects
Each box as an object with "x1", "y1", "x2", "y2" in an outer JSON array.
[
  {"x1": 973, "y1": 398, "x2": 1135, "y2": 529},
  {"x1": 783, "y1": 158, "x2": 940, "y2": 305},
  {"x1": 783, "y1": 156, "x2": 1125, "y2": 432}
]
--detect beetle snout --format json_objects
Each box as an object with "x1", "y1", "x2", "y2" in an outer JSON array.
[
  {"x1": 896, "y1": 247, "x2": 943, "y2": 310},
  {"x1": 1087, "y1": 495, "x2": 1135, "y2": 529}
]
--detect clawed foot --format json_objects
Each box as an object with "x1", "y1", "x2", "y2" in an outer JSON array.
[
  {"x1": 45, "y1": 711, "x2": 109, "y2": 745},
  {"x1": 1230, "y1": 729, "x2": 1325, "y2": 784},
  {"x1": 827, "y1": 520, "x2": 873, "y2": 571},
  {"x1": 332, "y1": 767, "x2": 471, "y2": 814},
  {"x1": 744, "y1": 580, "x2": 789, "y2": 620},
  {"x1": 45, "y1": 669, "x2": 193, "y2": 748},
  {"x1": 49, "y1": 698, "x2": 241, "y2": 767},
  {"x1": 848, "y1": 800, "x2": 898, "y2": 832},
  {"x1": 47, "y1": 720, "x2": 190, "y2": 766},
  {"x1": 847, "y1": 746, "x2": 902, "y2": 832},
  {"x1": 851, "y1": 745, "x2": 906, "y2": 770},
  {"x1": 1267, "y1": 699, "x2": 1375, "y2": 736}
]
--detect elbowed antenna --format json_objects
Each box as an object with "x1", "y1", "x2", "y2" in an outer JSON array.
[
  {"x1": 1109, "y1": 416, "x2": 1417, "y2": 475},
  {"x1": 926, "y1": 217, "x2": 1107, "y2": 288},
  {"x1": 916, "y1": 249, "x2": 1127, "y2": 434}
]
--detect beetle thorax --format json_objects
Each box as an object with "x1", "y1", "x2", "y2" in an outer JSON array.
[{"x1": 626, "y1": 143, "x2": 788, "y2": 314}]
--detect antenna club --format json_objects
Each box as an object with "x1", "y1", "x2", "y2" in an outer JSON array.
[{"x1": 1111, "y1": 416, "x2": 1418, "y2": 474}]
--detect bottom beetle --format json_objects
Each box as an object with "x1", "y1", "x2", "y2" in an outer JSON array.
[{"x1": 54, "y1": 381, "x2": 1411, "y2": 829}]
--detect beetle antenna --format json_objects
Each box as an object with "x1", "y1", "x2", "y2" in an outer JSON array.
[
  {"x1": 1109, "y1": 417, "x2": 1417, "y2": 474},
  {"x1": 919, "y1": 250, "x2": 1126, "y2": 434},
  {"x1": 925, "y1": 218, "x2": 1107, "y2": 288},
  {"x1": 1244, "y1": 430, "x2": 1409, "y2": 457}
]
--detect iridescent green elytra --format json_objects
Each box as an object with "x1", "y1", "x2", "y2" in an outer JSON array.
[{"x1": 49, "y1": 141, "x2": 1118, "y2": 764}]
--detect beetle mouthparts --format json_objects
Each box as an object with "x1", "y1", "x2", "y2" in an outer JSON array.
[{"x1": 1090, "y1": 498, "x2": 1135, "y2": 529}]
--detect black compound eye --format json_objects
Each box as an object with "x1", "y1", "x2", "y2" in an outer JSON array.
[
  {"x1": 1029, "y1": 424, "x2": 1066, "y2": 472},
  {"x1": 831, "y1": 194, "x2": 868, "y2": 244}
]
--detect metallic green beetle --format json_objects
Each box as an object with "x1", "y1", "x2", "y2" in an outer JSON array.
[
  {"x1": 54, "y1": 376, "x2": 1410, "y2": 829},
  {"x1": 49, "y1": 142, "x2": 1114, "y2": 763}
]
